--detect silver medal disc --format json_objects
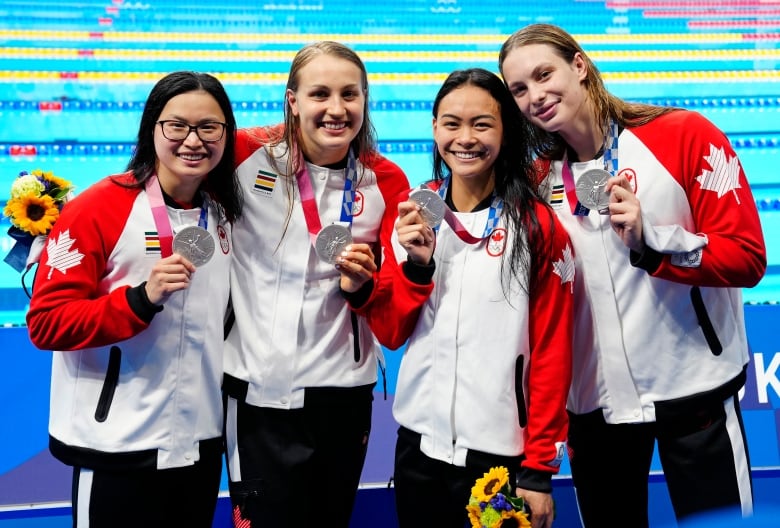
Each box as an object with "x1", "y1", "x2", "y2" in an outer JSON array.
[
  {"x1": 314, "y1": 223, "x2": 353, "y2": 264},
  {"x1": 408, "y1": 188, "x2": 446, "y2": 228},
  {"x1": 575, "y1": 168, "x2": 611, "y2": 213},
  {"x1": 172, "y1": 225, "x2": 215, "y2": 267}
]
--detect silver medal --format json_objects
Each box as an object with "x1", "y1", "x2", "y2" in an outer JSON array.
[
  {"x1": 575, "y1": 168, "x2": 611, "y2": 214},
  {"x1": 408, "y1": 188, "x2": 446, "y2": 228},
  {"x1": 314, "y1": 223, "x2": 353, "y2": 264},
  {"x1": 172, "y1": 225, "x2": 215, "y2": 267}
]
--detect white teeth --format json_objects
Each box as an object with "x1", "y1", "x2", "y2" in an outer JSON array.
[
  {"x1": 323, "y1": 122, "x2": 346, "y2": 130},
  {"x1": 453, "y1": 151, "x2": 480, "y2": 159},
  {"x1": 179, "y1": 154, "x2": 205, "y2": 161}
]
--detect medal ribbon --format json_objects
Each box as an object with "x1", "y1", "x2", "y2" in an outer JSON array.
[
  {"x1": 145, "y1": 175, "x2": 208, "y2": 258},
  {"x1": 560, "y1": 118, "x2": 620, "y2": 216},
  {"x1": 431, "y1": 177, "x2": 503, "y2": 244},
  {"x1": 295, "y1": 148, "x2": 358, "y2": 245}
]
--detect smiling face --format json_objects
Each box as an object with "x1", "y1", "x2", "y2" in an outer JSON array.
[
  {"x1": 154, "y1": 89, "x2": 226, "y2": 201},
  {"x1": 433, "y1": 84, "x2": 503, "y2": 185},
  {"x1": 500, "y1": 43, "x2": 589, "y2": 137},
  {"x1": 286, "y1": 54, "x2": 366, "y2": 167}
]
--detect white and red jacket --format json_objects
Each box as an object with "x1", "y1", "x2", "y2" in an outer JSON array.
[
  {"x1": 224, "y1": 127, "x2": 409, "y2": 409},
  {"x1": 537, "y1": 110, "x2": 766, "y2": 423},
  {"x1": 356, "y1": 184, "x2": 575, "y2": 490},
  {"x1": 27, "y1": 173, "x2": 232, "y2": 470}
]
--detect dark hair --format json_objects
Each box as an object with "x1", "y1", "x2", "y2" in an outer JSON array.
[
  {"x1": 431, "y1": 68, "x2": 554, "y2": 295},
  {"x1": 125, "y1": 70, "x2": 242, "y2": 223},
  {"x1": 498, "y1": 23, "x2": 677, "y2": 160}
]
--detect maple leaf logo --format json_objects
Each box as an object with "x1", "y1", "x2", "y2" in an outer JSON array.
[
  {"x1": 350, "y1": 190, "x2": 365, "y2": 216},
  {"x1": 695, "y1": 144, "x2": 742, "y2": 204},
  {"x1": 45, "y1": 229, "x2": 85, "y2": 279},
  {"x1": 552, "y1": 244, "x2": 575, "y2": 293},
  {"x1": 486, "y1": 227, "x2": 507, "y2": 256}
]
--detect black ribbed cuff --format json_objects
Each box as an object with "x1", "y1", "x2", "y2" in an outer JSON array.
[
  {"x1": 126, "y1": 282, "x2": 164, "y2": 323},
  {"x1": 341, "y1": 278, "x2": 374, "y2": 308},
  {"x1": 630, "y1": 245, "x2": 663, "y2": 274},
  {"x1": 402, "y1": 256, "x2": 435, "y2": 285},
  {"x1": 515, "y1": 467, "x2": 553, "y2": 493}
]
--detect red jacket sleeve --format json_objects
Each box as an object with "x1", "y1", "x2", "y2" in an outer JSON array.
[
  {"x1": 234, "y1": 124, "x2": 285, "y2": 168},
  {"x1": 357, "y1": 257, "x2": 434, "y2": 350},
  {"x1": 26, "y1": 175, "x2": 150, "y2": 351},
  {"x1": 633, "y1": 111, "x2": 766, "y2": 287},
  {"x1": 520, "y1": 203, "x2": 575, "y2": 478},
  {"x1": 351, "y1": 161, "x2": 434, "y2": 350}
]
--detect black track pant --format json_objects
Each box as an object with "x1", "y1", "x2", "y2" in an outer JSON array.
[
  {"x1": 393, "y1": 426, "x2": 522, "y2": 528},
  {"x1": 569, "y1": 393, "x2": 753, "y2": 528},
  {"x1": 224, "y1": 384, "x2": 373, "y2": 528},
  {"x1": 72, "y1": 442, "x2": 222, "y2": 528}
]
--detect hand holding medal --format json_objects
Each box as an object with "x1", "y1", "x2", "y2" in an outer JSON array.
[{"x1": 396, "y1": 191, "x2": 437, "y2": 265}]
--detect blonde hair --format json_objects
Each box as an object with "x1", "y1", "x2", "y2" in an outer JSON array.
[
  {"x1": 247, "y1": 41, "x2": 378, "y2": 248},
  {"x1": 281, "y1": 40, "x2": 376, "y2": 173},
  {"x1": 499, "y1": 23, "x2": 677, "y2": 158}
]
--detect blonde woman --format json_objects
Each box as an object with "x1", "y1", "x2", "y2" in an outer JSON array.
[
  {"x1": 224, "y1": 41, "x2": 410, "y2": 527},
  {"x1": 499, "y1": 23, "x2": 766, "y2": 527}
]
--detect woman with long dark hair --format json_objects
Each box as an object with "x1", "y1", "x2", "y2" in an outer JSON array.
[
  {"x1": 356, "y1": 68, "x2": 575, "y2": 528},
  {"x1": 27, "y1": 70, "x2": 242, "y2": 527}
]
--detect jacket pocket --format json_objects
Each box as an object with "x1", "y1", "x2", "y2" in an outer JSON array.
[
  {"x1": 94, "y1": 346, "x2": 121, "y2": 422},
  {"x1": 515, "y1": 355, "x2": 528, "y2": 428},
  {"x1": 690, "y1": 286, "x2": 723, "y2": 356}
]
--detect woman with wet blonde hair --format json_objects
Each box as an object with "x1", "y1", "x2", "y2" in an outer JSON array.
[
  {"x1": 499, "y1": 22, "x2": 675, "y2": 163},
  {"x1": 223, "y1": 41, "x2": 410, "y2": 527},
  {"x1": 499, "y1": 22, "x2": 765, "y2": 527}
]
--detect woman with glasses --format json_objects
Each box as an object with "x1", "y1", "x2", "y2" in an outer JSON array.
[
  {"x1": 223, "y1": 41, "x2": 410, "y2": 527},
  {"x1": 26, "y1": 70, "x2": 243, "y2": 528}
]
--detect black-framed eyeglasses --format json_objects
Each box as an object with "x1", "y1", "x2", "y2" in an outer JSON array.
[{"x1": 157, "y1": 120, "x2": 227, "y2": 143}]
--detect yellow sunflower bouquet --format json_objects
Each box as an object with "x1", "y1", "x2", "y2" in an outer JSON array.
[
  {"x1": 467, "y1": 466, "x2": 531, "y2": 528},
  {"x1": 3, "y1": 169, "x2": 74, "y2": 272}
]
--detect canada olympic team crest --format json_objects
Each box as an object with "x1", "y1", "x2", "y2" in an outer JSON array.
[
  {"x1": 352, "y1": 191, "x2": 365, "y2": 217},
  {"x1": 218, "y1": 224, "x2": 229, "y2": 254},
  {"x1": 486, "y1": 227, "x2": 507, "y2": 257},
  {"x1": 619, "y1": 167, "x2": 637, "y2": 193},
  {"x1": 352, "y1": 191, "x2": 364, "y2": 216}
]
